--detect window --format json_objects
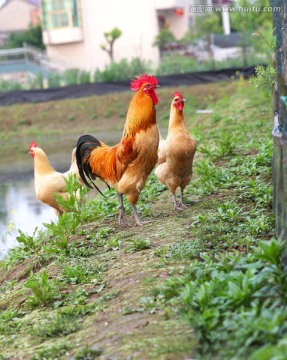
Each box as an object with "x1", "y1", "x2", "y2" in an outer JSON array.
[{"x1": 42, "y1": 0, "x2": 81, "y2": 30}]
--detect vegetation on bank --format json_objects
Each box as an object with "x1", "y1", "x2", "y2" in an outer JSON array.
[{"x1": 0, "y1": 79, "x2": 280, "y2": 359}]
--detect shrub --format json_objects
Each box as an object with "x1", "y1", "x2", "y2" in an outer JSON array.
[
  {"x1": 94, "y1": 57, "x2": 152, "y2": 82},
  {"x1": 156, "y1": 55, "x2": 198, "y2": 76},
  {"x1": 0, "y1": 79, "x2": 23, "y2": 92},
  {"x1": 79, "y1": 70, "x2": 91, "y2": 84},
  {"x1": 47, "y1": 72, "x2": 61, "y2": 88},
  {"x1": 63, "y1": 68, "x2": 79, "y2": 85}
]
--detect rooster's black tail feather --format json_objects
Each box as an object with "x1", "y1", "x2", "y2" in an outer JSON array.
[{"x1": 76, "y1": 134, "x2": 109, "y2": 197}]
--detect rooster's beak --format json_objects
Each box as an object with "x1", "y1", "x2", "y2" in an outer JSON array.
[
  {"x1": 181, "y1": 98, "x2": 186, "y2": 102},
  {"x1": 155, "y1": 85, "x2": 160, "y2": 88}
]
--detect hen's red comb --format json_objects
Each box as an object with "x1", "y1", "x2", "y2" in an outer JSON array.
[
  {"x1": 130, "y1": 74, "x2": 158, "y2": 91},
  {"x1": 174, "y1": 91, "x2": 183, "y2": 98},
  {"x1": 30, "y1": 142, "x2": 38, "y2": 149}
]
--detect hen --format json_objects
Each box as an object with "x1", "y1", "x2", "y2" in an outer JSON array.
[
  {"x1": 76, "y1": 74, "x2": 160, "y2": 226},
  {"x1": 155, "y1": 91, "x2": 197, "y2": 210},
  {"x1": 29, "y1": 142, "x2": 80, "y2": 216}
]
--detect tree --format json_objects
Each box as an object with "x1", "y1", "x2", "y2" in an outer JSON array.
[
  {"x1": 194, "y1": 13, "x2": 222, "y2": 70},
  {"x1": 5, "y1": 24, "x2": 45, "y2": 49},
  {"x1": 153, "y1": 27, "x2": 176, "y2": 56},
  {"x1": 100, "y1": 27, "x2": 122, "y2": 63},
  {"x1": 230, "y1": 0, "x2": 272, "y2": 66}
]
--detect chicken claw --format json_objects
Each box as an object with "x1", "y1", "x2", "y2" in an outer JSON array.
[
  {"x1": 131, "y1": 204, "x2": 152, "y2": 226},
  {"x1": 173, "y1": 194, "x2": 185, "y2": 211}
]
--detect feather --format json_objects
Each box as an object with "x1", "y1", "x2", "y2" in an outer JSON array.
[{"x1": 76, "y1": 135, "x2": 109, "y2": 197}]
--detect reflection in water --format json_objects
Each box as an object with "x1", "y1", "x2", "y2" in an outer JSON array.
[{"x1": 0, "y1": 176, "x2": 57, "y2": 259}]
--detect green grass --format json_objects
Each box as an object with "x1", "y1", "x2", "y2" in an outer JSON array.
[{"x1": 0, "y1": 79, "x2": 277, "y2": 359}]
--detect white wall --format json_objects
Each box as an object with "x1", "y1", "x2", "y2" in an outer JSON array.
[
  {"x1": 80, "y1": 0, "x2": 160, "y2": 71},
  {"x1": 45, "y1": 0, "x2": 161, "y2": 71}
]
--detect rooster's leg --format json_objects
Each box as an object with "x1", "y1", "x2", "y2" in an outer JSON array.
[
  {"x1": 131, "y1": 205, "x2": 143, "y2": 226},
  {"x1": 118, "y1": 193, "x2": 130, "y2": 226},
  {"x1": 173, "y1": 193, "x2": 184, "y2": 211}
]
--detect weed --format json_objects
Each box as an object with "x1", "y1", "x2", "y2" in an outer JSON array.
[
  {"x1": 62, "y1": 262, "x2": 104, "y2": 285},
  {"x1": 74, "y1": 346, "x2": 102, "y2": 359},
  {"x1": 124, "y1": 238, "x2": 151, "y2": 253},
  {"x1": 44, "y1": 212, "x2": 80, "y2": 249},
  {"x1": 54, "y1": 174, "x2": 90, "y2": 215},
  {"x1": 16, "y1": 227, "x2": 40, "y2": 254},
  {"x1": 31, "y1": 313, "x2": 82, "y2": 341},
  {"x1": 31, "y1": 341, "x2": 72, "y2": 360},
  {"x1": 24, "y1": 271, "x2": 60, "y2": 307},
  {"x1": 105, "y1": 236, "x2": 122, "y2": 251}
]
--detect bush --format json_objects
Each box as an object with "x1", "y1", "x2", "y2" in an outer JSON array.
[
  {"x1": 79, "y1": 70, "x2": 91, "y2": 84},
  {"x1": 94, "y1": 57, "x2": 152, "y2": 82},
  {"x1": 0, "y1": 79, "x2": 23, "y2": 92},
  {"x1": 47, "y1": 72, "x2": 61, "y2": 88},
  {"x1": 156, "y1": 55, "x2": 198, "y2": 76},
  {"x1": 28, "y1": 72, "x2": 44, "y2": 89},
  {"x1": 63, "y1": 68, "x2": 79, "y2": 85}
]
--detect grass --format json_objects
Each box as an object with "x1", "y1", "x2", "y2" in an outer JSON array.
[{"x1": 0, "y1": 78, "x2": 277, "y2": 359}]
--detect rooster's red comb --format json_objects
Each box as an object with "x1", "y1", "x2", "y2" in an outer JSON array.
[
  {"x1": 130, "y1": 74, "x2": 158, "y2": 91},
  {"x1": 30, "y1": 142, "x2": 38, "y2": 149},
  {"x1": 174, "y1": 91, "x2": 183, "y2": 98}
]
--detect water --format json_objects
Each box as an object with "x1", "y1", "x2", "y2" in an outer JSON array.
[{"x1": 0, "y1": 175, "x2": 57, "y2": 259}]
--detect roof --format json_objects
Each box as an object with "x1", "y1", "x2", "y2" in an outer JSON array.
[
  {"x1": 26, "y1": 0, "x2": 40, "y2": 6},
  {"x1": 0, "y1": 0, "x2": 40, "y2": 9}
]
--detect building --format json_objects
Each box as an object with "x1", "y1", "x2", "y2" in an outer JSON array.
[
  {"x1": 41, "y1": 0, "x2": 191, "y2": 72},
  {"x1": 0, "y1": 0, "x2": 40, "y2": 46}
]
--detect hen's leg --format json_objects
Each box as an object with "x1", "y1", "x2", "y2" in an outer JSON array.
[
  {"x1": 173, "y1": 193, "x2": 184, "y2": 211},
  {"x1": 118, "y1": 193, "x2": 130, "y2": 225},
  {"x1": 178, "y1": 189, "x2": 188, "y2": 209}
]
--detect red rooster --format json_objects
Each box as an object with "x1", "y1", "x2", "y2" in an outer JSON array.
[{"x1": 76, "y1": 74, "x2": 160, "y2": 226}]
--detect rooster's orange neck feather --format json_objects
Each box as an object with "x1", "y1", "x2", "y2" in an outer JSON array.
[{"x1": 123, "y1": 89, "x2": 156, "y2": 138}]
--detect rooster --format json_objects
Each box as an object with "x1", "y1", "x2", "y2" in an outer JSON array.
[
  {"x1": 76, "y1": 74, "x2": 160, "y2": 226},
  {"x1": 29, "y1": 142, "x2": 80, "y2": 216},
  {"x1": 155, "y1": 91, "x2": 197, "y2": 210}
]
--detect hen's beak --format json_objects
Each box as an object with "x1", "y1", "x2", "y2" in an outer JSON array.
[{"x1": 181, "y1": 98, "x2": 186, "y2": 102}]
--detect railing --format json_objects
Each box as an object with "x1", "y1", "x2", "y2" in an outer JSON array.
[{"x1": 0, "y1": 43, "x2": 66, "y2": 74}]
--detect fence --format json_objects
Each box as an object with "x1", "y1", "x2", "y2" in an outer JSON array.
[
  {"x1": 0, "y1": 66, "x2": 257, "y2": 106},
  {"x1": 0, "y1": 43, "x2": 65, "y2": 76}
]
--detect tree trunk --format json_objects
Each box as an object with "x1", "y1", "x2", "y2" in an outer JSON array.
[{"x1": 271, "y1": 0, "x2": 287, "y2": 239}]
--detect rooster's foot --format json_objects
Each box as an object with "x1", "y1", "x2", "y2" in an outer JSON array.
[{"x1": 118, "y1": 210, "x2": 131, "y2": 226}]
